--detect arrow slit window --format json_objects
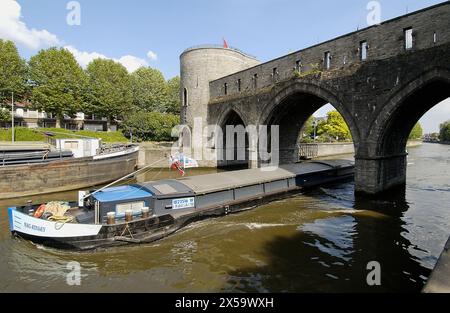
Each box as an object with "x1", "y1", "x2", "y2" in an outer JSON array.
[
  {"x1": 324, "y1": 52, "x2": 331, "y2": 70},
  {"x1": 404, "y1": 28, "x2": 413, "y2": 50},
  {"x1": 360, "y1": 41, "x2": 368, "y2": 61}
]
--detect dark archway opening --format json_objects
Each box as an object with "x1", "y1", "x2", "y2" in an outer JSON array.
[
  {"x1": 218, "y1": 110, "x2": 249, "y2": 170},
  {"x1": 262, "y1": 92, "x2": 355, "y2": 166},
  {"x1": 379, "y1": 80, "x2": 450, "y2": 157}
]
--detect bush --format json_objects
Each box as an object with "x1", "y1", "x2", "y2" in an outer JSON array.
[{"x1": 122, "y1": 111, "x2": 180, "y2": 142}]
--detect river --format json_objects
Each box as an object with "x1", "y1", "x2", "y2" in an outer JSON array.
[{"x1": 0, "y1": 143, "x2": 449, "y2": 292}]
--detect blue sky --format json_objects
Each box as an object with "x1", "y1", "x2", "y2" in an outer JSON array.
[{"x1": 1, "y1": 0, "x2": 449, "y2": 132}]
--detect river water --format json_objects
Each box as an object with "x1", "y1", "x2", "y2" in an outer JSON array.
[{"x1": 0, "y1": 143, "x2": 449, "y2": 292}]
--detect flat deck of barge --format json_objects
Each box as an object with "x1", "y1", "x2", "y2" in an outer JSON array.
[
  {"x1": 178, "y1": 160, "x2": 352, "y2": 193},
  {"x1": 129, "y1": 159, "x2": 355, "y2": 222},
  {"x1": 139, "y1": 160, "x2": 354, "y2": 195}
]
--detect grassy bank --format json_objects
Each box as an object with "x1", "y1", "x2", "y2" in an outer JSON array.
[{"x1": 0, "y1": 127, "x2": 128, "y2": 143}]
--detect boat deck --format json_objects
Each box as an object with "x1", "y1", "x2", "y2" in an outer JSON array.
[{"x1": 140, "y1": 160, "x2": 353, "y2": 196}]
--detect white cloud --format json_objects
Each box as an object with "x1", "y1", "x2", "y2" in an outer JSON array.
[
  {"x1": 313, "y1": 103, "x2": 335, "y2": 118},
  {"x1": 64, "y1": 46, "x2": 148, "y2": 73},
  {"x1": 118, "y1": 55, "x2": 149, "y2": 72},
  {"x1": 0, "y1": 0, "x2": 61, "y2": 49},
  {"x1": 64, "y1": 45, "x2": 108, "y2": 68},
  {"x1": 0, "y1": 1, "x2": 151, "y2": 73},
  {"x1": 147, "y1": 50, "x2": 158, "y2": 61},
  {"x1": 420, "y1": 98, "x2": 450, "y2": 133}
]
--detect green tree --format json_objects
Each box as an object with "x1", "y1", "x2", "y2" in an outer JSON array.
[
  {"x1": 166, "y1": 76, "x2": 181, "y2": 115},
  {"x1": 29, "y1": 47, "x2": 87, "y2": 128},
  {"x1": 299, "y1": 116, "x2": 315, "y2": 143},
  {"x1": 122, "y1": 111, "x2": 180, "y2": 141},
  {"x1": 440, "y1": 120, "x2": 450, "y2": 142},
  {"x1": 318, "y1": 110, "x2": 351, "y2": 141},
  {"x1": 408, "y1": 122, "x2": 423, "y2": 140},
  {"x1": 428, "y1": 133, "x2": 440, "y2": 142},
  {"x1": 0, "y1": 107, "x2": 11, "y2": 122},
  {"x1": 86, "y1": 59, "x2": 132, "y2": 131},
  {"x1": 131, "y1": 67, "x2": 168, "y2": 113},
  {"x1": 0, "y1": 40, "x2": 27, "y2": 102}
]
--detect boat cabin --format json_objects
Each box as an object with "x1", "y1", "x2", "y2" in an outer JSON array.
[
  {"x1": 52, "y1": 138, "x2": 101, "y2": 158},
  {"x1": 81, "y1": 180, "x2": 197, "y2": 224}
]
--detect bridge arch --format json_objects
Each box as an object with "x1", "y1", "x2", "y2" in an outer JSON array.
[
  {"x1": 216, "y1": 107, "x2": 250, "y2": 169},
  {"x1": 356, "y1": 68, "x2": 450, "y2": 194},
  {"x1": 217, "y1": 106, "x2": 250, "y2": 130},
  {"x1": 369, "y1": 68, "x2": 450, "y2": 156},
  {"x1": 258, "y1": 80, "x2": 360, "y2": 165}
]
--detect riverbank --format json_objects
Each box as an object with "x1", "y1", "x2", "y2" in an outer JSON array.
[
  {"x1": 407, "y1": 140, "x2": 424, "y2": 148},
  {"x1": 138, "y1": 141, "x2": 423, "y2": 168},
  {"x1": 423, "y1": 141, "x2": 450, "y2": 145},
  {"x1": 301, "y1": 140, "x2": 422, "y2": 159},
  {"x1": 423, "y1": 237, "x2": 450, "y2": 292},
  {"x1": 1, "y1": 140, "x2": 424, "y2": 168},
  {"x1": 0, "y1": 127, "x2": 128, "y2": 143},
  {"x1": 137, "y1": 141, "x2": 173, "y2": 168}
]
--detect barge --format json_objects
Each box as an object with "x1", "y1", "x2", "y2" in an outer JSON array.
[
  {"x1": 0, "y1": 138, "x2": 139, "y2": 199},
  {"x1": 8, "y1": 160, "x2": 354, "y2": 250}
]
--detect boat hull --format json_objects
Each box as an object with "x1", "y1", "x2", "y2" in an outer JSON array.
[
  {"x1": 9, "y1": 161, "x2": 354, "y2": 250},
  {"x1": 0, "y1": 149, "x2": 138, "y2": 199}
]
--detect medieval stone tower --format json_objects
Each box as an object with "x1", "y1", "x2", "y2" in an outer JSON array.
[{"x1": 180, "y1": 45, "x2": 260, "y2": 128}]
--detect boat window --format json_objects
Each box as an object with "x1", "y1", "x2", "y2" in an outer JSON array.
[
  {"x1": 64, "y1": 141, "x2": 79, "y2": 149},
  {"x1": 116, "y1": 201, "x2": 145, "y2": 214}
]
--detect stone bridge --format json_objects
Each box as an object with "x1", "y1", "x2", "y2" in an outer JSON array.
[{"x1": 180, "y1": 3, "x2": 450, "y2": 195}]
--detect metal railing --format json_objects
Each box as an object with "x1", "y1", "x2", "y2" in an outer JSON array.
[{"x1": 298, "y1": 144, "x2": 319, "y2": 160}]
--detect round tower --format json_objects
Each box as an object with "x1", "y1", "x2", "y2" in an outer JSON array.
[{"x1": 180, "y1": 45, "x2": 260, "y2": 128}]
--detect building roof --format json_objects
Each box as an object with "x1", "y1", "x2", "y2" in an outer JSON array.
[{"x1": 181, "y1": 44, "x2": 258, "y2": 60}]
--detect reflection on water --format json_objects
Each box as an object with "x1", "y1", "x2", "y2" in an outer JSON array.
[
  {"x1": 0, "y1": 143, "x2": 449, "y2": 292},
  {"x1": 301, "y1": 215, "x2": 357, "y2": 262}
]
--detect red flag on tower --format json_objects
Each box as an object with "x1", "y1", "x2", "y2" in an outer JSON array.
[{"x1": 223, "y1": 38, "x2": 229, "y2": 48}]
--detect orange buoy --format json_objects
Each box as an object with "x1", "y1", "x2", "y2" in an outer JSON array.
[{"x1": 34, "y1": 204, "x2": 46, "y2": 218}]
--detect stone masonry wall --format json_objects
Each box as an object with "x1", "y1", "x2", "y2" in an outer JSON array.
[{"x1": 209, "y1": 3, "x2": 450, "y2": 100}]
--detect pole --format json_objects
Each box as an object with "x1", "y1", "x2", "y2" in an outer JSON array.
[
  {"x1": 313, "y1": 120, "x2": 317, "y2": 143},
  {"x1": 82, "y1": 157, "x2": 166, "y2": 200},
  {"x1": 11, "y1": 92, "x2": 14, "y2": 143}
]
